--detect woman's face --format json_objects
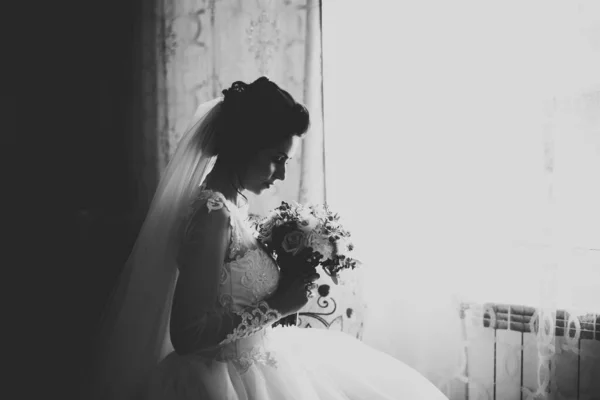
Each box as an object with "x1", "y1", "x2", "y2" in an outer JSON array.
[{"x1": 241, "y1": 135, "x2": 300, "y2": 195}]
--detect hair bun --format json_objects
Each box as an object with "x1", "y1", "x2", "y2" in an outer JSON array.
[
  {"x1": 222, "y1": 77, "x2": 276, "y2": 102},
  {"x1": 221, "y1": 81, "x2": 248, "y2": 100},
  {"x1": 214, "y1": 77, "x2": 309, "y2": 156}
]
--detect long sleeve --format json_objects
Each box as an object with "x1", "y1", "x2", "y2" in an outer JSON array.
[{"x1": 170, "y1": 195, "x2": 281, "y2": 355}]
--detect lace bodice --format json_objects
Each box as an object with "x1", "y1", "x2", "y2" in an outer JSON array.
[
  {"x1": 176, "y1": 186, "x2": 282, "y2": 373},
  {"x1": 190, "y1": 187, "x2": 280, "y2": 309}
]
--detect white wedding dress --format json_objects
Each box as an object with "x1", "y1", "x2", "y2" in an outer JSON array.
[{"x1": 147, "y1": 187, "x2": 448, "y2": 400}]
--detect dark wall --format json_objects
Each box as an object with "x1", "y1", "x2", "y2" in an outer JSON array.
[
  {"x1": 65, "y1": 0, "x2": 139, "y2": 320},
  {"x1": 25, "y1": 1, "x2": 142, "y2": 398}
]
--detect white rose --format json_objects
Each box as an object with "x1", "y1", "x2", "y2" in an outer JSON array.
[{"x1": 305, "y1": 232, "x2": 333, "y2": 260}]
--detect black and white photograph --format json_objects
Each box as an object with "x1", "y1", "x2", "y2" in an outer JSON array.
[{"x1": 27, "y1": 1, "x2": 600, "y2": 399}]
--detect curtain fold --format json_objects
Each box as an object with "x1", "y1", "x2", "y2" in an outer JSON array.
[
  {"x1": 130, "y1": 0, "x2": 164, "y2": 223},
  {"x1": 298, "y1": 0, "x2": 325, "y2": 205},
  {"x1": 293, "y1": 0, "x2": 367, "y2": 339}
]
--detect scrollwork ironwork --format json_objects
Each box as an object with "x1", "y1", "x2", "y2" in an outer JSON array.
[
  {"x1": 272, "y1": 283, "x2": 358, "y2": 332},
  {"x1": 298, "y1": 294, "x2": 338, "y2": 328}
]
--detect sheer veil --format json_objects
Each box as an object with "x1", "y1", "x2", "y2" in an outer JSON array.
[{"x1": 88, "y1": 97, "x2": 223, "y2": 400}]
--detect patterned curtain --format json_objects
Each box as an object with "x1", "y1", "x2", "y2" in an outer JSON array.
[
  {"x1": 133, "y1": 0, "x2": 365, "y2": 338},
  {"x1": 131, "y1": 0, "x2": 310, "y2": 213},
  {"x1": 160, "y1": 0, "x2": 310, "y2": 209}
]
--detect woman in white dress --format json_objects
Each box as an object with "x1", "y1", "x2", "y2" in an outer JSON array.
[{"x1": 89, "y1": 77, "x2": 448, "y2": 400}]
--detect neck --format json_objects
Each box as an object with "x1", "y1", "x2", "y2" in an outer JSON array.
[{"x1": 204, "y1": 159, "x2": 244, "y2": 204}]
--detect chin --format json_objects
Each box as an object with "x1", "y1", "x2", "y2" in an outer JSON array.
[
  {"x1": 248, "y1": 183, "x2": 271, "y2": 195},
  {"x1": 245, "y1": 186, "x2": 262, "y2": 195}
]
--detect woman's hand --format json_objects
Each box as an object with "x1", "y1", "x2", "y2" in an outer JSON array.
[
  {"x1": 268, "y1": 270, "x2": 320, "y2": 317},
  {"x1": 277, "y1": 247, "x2": 319, "y2": 277}
]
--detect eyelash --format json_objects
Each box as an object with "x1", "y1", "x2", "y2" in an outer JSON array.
[{"x1": 274, "y1": 157, "x2": 287, "y2": 164}]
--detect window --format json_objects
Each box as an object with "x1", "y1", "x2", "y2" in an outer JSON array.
[{"x1": 322, "y1": 0, "x2": 600, "y2": 313}]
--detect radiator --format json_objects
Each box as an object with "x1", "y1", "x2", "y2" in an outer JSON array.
[{"x1": 456, "y1": 303, "x2": 600, "y2": 400}]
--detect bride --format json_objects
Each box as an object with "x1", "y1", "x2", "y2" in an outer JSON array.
[{"x1": 89, "y1": 77, "x2": 448, "y2": 400}]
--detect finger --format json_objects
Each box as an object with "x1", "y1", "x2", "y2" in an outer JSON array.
[
  {"x1": 303, "y1": 273, "x2": 320, "y2": 283},
  {"x1": 300, "y1": 247, "x2": 313, "y2": 256},
  {"x1": 299, "y1": 247, "x2": 314, "y2": 260},
  {"x1": 301, "y1": 267, "x2": 318, "y2": 277},
  {"x1": 290, "y1": 278, "x2": 308, "y2": 290}
]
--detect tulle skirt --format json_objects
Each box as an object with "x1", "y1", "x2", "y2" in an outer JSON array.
[{"x1": 147, "y1": 327, "x2": 448, "y2": 400}]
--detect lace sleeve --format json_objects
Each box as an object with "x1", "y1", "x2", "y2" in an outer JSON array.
[
  {"x1": 171, "y1": 194, "x2": 281, "y2": 354},
  {"x1": 220, "y1": 300, "x2": 281, "y2": 345}
]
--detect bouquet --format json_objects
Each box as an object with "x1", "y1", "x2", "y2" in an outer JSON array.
[{"x1": 252, "y1": 202, "x2": 360, "y2": 326}]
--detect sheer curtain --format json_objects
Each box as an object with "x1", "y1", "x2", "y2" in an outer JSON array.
[{"x1": 323, "y1": 1, "x2": 600, "y2": 398}]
